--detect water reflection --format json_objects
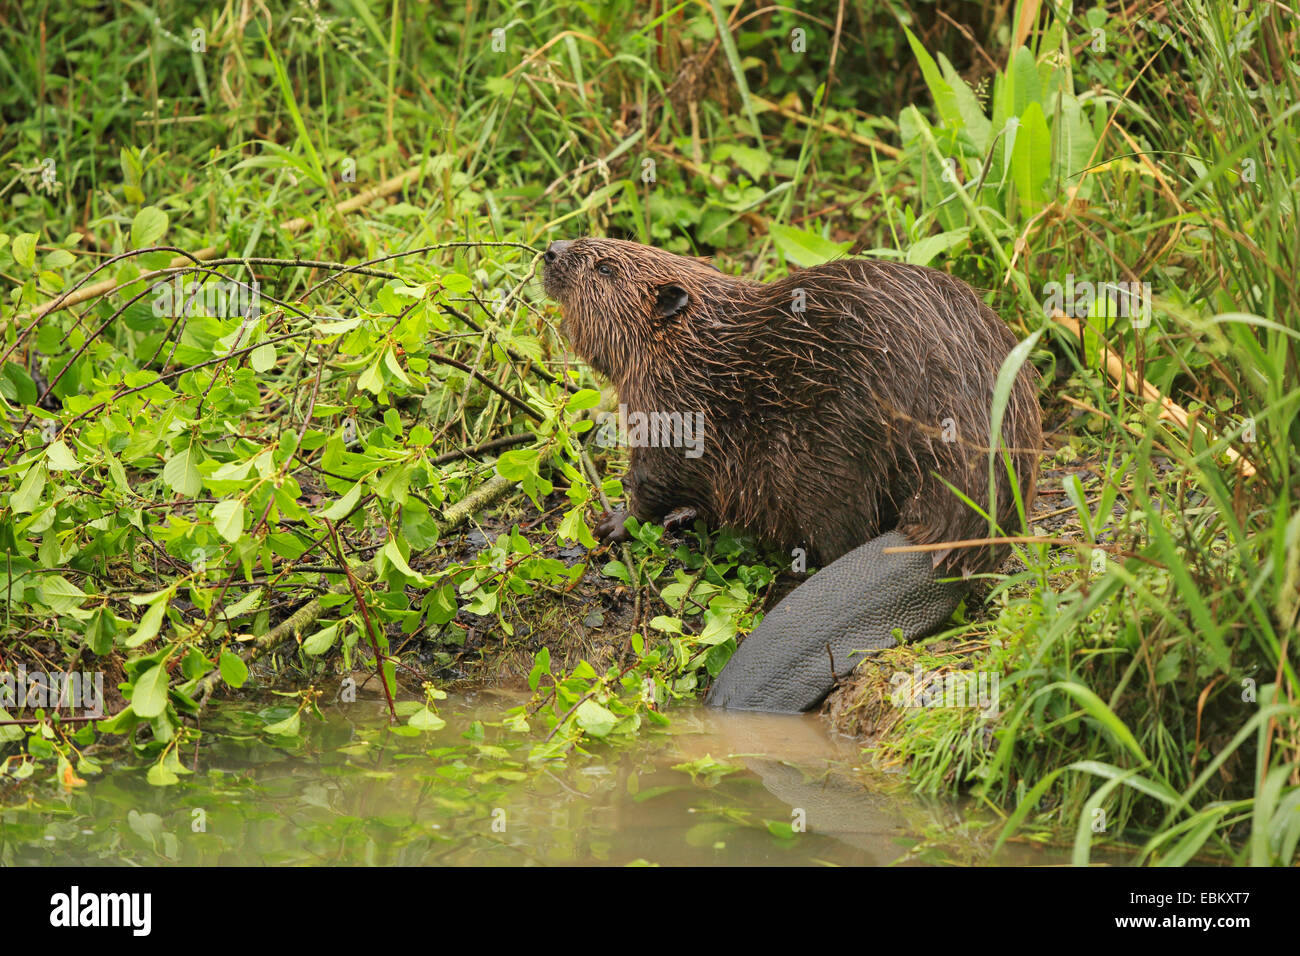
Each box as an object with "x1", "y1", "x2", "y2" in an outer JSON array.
[{"x1": 1, "y1": 693, "x2": 1060, "y2": 866}]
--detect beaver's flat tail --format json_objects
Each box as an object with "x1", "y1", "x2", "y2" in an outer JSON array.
[{"x1": 705, "y1": 531, "x2": 966, "y2": 713}]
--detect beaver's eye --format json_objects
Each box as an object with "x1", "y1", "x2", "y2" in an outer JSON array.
[{"x1": 596, "y1": 262, "x2": 614, "y2": 277}]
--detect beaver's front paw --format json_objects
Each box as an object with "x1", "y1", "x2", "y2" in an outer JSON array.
[
  {"x1": 662, "y1": 506, "x2": 698, "y2": 533},
  {"x1": 594, "y1": 509, "x2": 632, "y2": 542}
]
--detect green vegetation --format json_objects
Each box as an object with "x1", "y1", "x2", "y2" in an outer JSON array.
[{"x1": 1, "y1": 0, "x2": 1296, "y2": 865}]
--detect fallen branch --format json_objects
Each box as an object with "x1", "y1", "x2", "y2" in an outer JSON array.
[
  {"x1": 28, "y1": 162, "x2": 432, "y2": 319},
  {"x1": 192, "y1": 471, "x2": 520, "y2": 708},
  {"x1": 1051, "y1": 310, "x2": 1258, "y2": 477}
]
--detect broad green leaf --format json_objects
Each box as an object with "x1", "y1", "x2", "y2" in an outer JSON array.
[
  {"x1": 126, "y1": 598, "x2": 168, "y2": 648},
  {"x1": 320, "y1": 481, "x2": 362, "y2": 520},
  {"x1": 906, "y1": 228, "x2": 970, "y2": 267},
  {"x1": 45, "y1": 440, "x2": 80, "y2": 471},
  {"x1": 219, "y1": 650, "x2": 248, "y2": 688},
  {"x1": 12, "y1": 233, "x2": 38, "y2": 269},
  {"x1": 903, "y1": 28, "x2": 963, "y2": 133},
  {"x1": 132, "y1": 663, "x2": 170, "y2": 718},
  {"x1": 38, "y1": 574, "x2": 85, "y2": 613},
  {"x1": 0, "y1": 362, "x2": 38, "y2": 405},
  {"x1": 408, "y1": 707, "x2": 446, "y2": 731},
  {"x1": 768, "y1": 223, "x2": 851, "y2": 268},
  {"x1": 574, "y1": 699, "x2": 617, "y2": 737},
  {"x1": 86, "y1": 607, "x2": 117, "y2": 655},
  {"x1": 163, "y1": 444, "x2": 202, "y2": 497},
  {"x1": 939, "y1": 54, "x2": 992, "y2": 150},
  {"x1": 212, "y1": 498, "x2": 245, "y2": 543},
  {"x1": 1009, "y1": 45, "x2": 1042, "y2": 120},
  {"x1": 496, "y1": 447, "x2": 539, "y2": 480},
  {"x1": 382, "y1": 539, "x2": 425, "y2": 582},
  {"x1": 383, "y1": 348, "x2": 411, "y2": 385},
  {"x1": 11, "y1": 463, "x2": 46, "y2": 513},
  {"x1": 1010, "y1": 101, "x2": 1052, "y2": 219},
  {"x1": 313, "y1": 314, "x2": 364, "y2": 334},
  {"x1": 303, "y1": 623, "x2": 339, "y2": 656},
  {"x1": 357, "y1": 357, "x2": 384, "y2": 394},
  {"x1": 565, "y1": 389, "x2": 601, "y2": 412},
  {"x1": 264, "y1": 711, "x2": 301, "y2": 736},
  {"x1": 146, "y1": 762, "x2": 180, "y2": 786},
  {"x1": 130, "y1": 206, "x2": 169, "y2": 248},
  {"x1": 250, "y1": 342, "x2": 276, "y2": 372},
  {"x1": 44, "y1": 248, "x2": 76, "y2": 270}
]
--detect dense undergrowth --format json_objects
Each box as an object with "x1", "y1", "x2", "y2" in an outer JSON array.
[{"x1": 0, "y1": 0, "x2": 1296, "y2": 864}]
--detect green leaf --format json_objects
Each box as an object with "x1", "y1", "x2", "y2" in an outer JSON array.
[
  {"x1": 12, "y1": 233, "x2": 38, "y2": 270},
  {"x1": 1010, "y1": 101, "x2": 1052, "y2": 219},
  {"x1": 44, "y1": 248, "x2": 76, "y2": 270},
  {"x1": 906, "y1": 228, "x2": 970, "y2": 267},
  {"x1": 45, "y1": 440, "x2": 80, "y2": 471},
  {"x1": 987, "y1": 327, "x2": 1044, "y2": 534},
  {"x1": 126, "y1": 597, "x2": 168, "y2": 648},
  {"x1": 0, "y1": 362, "x2": 38, "y2": 405},
  {"x1": 130, "y1": 206, "x2": 169, "y2": 248},
  {"x1": 357, "y1": 357, "x2": 384, "y2": 394},
  {"x1": 303, "y1": 623, "x2": 339, "y2": 656},
  {"x1": 716, "y1": 143, "x2": 770, "y2": 180},
  {"x1": 1009, "y1": 45, "x2": 1042, "y2": 119},
  {"x1": 219, "y1": 650, "x2": 248, "y2": 688},
  {"x1": 320, "y1": 481, "x2": 362, "y2": 520},
  {"x1": 574, "y1": 699, "x2": 617, "y2": 738},
  {"x1": 132, "y1": 663, "x2": 170, "y2": 718},
  {"x1": 383, "y1": 348, "x2": 411, "y2": 385},
  {"x1": 565, "y1": 389, "x2": 601, "y2": 412},
  {"x1": 903, "y1": 28, "x2": 962, "y2": 133},
  {"x1": 939, "y1": 53, "x2": 992, "y2": 151},
  {"x1": 408, "y1": 707, "x2": 446, "y2": 731},
  {"x1": 767, "y1": 223, "x2": 851, "y2": 268},
  {"x1": 250, "y1": 342, "x2": 276, "y2": 372},
  {"x1": 496, "y1": 447, "x2": 539, "y2": 480},
  {"x1": 602, "y1": 560, "x2": 630, "y2": 584},
  {"x1": 146, "y1": 762, "x2": 180, "y2": 786},
  {"x1": 557, "y1": 506, "x2": 597, "y2": 547},
  {"x1": 1047, "y1": 683, "x2": 1148, "y2": 763},
  {"x1": 163, "y1": 443, "x2": 202, "y2": 496},
  {"x1": 264, "y1": 711, "x2": 301, "y2": 736},
  {"x1": 382, "y1": 539, "x2": 427, "y2": 583},
  {"x1": 528, "y1": 647, "x2": 551, "y2": 691},
  {"x1": 313, "y1": 315, "x2": 364, "y2": 334},
  {"x1": 10, "y1": 463, "x2": 46, "y2": 513},
  {"x1": 212, "y1": 498, "x2": 246, "y2": 543},
  {"x1": 85, "y1": 607, "x2": 117, "y2": 655},
  {"x1": 38, "y1": 574, "x2": 86, "y2": 613}
]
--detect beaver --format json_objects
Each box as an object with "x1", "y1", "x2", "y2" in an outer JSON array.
[{"x1": 542, "y1": 237, "x2": 1041, "y2": 712}]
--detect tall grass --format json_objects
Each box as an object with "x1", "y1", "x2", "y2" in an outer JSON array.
[{"x1": 873, "y1": 0, "x2": 1298, "y2": 864}]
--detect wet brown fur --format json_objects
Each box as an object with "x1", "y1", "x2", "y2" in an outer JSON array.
[{"x1": 543, "y1": 237, "x2": 1042, "y2": 574}]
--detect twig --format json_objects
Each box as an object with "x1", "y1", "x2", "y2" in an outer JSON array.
[{"x1": 324, "y1": 518, "x2": 397, "y2": 723}]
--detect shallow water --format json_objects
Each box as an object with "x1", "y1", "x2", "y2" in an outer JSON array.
[{"x1": 1, "y1": 691, "x2": 1068, "y2": 866}]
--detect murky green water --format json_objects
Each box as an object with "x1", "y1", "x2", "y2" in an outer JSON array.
[{"x1": 1, "y1": 691, "x2": 1066, "y2": 866}]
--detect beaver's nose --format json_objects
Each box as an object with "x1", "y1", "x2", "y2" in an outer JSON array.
[{"x1": 543, "y1": 240, "x2": 572, "y2": 264}]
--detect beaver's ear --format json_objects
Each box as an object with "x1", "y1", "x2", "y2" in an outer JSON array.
[{"x1": 654, "y1": 284, "x2": 689, "y2": 318}]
